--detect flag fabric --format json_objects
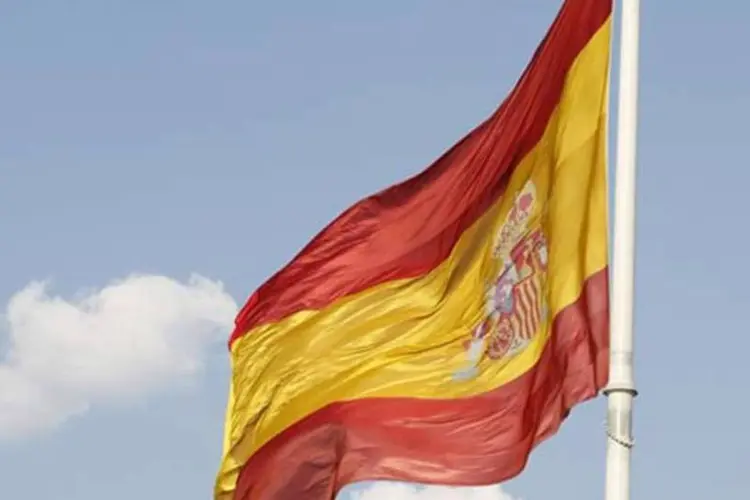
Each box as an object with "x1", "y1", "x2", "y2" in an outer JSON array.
[{"x1": 216, "y1": 0, "x2": 612, "y2": 498}]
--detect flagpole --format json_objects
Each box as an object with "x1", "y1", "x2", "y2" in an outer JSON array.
[{"x1": 604, "y1": 0, "x2": 640, "y2": 500}]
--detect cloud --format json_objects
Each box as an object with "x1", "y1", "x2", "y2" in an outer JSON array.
[
  {"x1": 0, "y1": 274, "x2": 237, "y2": 439},
  {"x1": 348, "y1": 482, "x2": 518, "y2": 500}
]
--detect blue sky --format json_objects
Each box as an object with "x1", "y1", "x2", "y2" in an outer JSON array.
[{"x1": 1, "y1": 1, "x2": 747, "y2": 499}]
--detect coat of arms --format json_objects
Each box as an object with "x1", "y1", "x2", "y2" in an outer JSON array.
[{"x1": 454, "y1": 181, "x2": 549, "y2": 380}]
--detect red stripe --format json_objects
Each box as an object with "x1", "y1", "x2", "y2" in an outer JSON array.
[
  {"x1": 530, "y1": 282, "x2": 541, "y2": 338},
  {"x1": 530, "y1": 284, "x2": 541, "y2": 338},
  {"x1": 232, "y1": 269, "x2": 609, "y2": 500},
  {"x1": 230, "y1": 0, "x2": 612, "y2": 345},
  {"x1": 511, "y1": 288, "x2": 524, "y2": 338},
  {"x1": 512, "y1": 280, "x2": 535, "y2": 341},
  {"x1": 519, "y1": 281, "x2": 534, "y2": 340}
]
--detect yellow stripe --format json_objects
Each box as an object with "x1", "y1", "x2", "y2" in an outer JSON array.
[{"x1": 217, "y1": 18, "x2": 611, "y2": 495}]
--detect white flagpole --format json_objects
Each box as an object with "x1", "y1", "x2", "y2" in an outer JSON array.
[{"x1": 604, "y1": 0, "x2": 640, "y2": 500}]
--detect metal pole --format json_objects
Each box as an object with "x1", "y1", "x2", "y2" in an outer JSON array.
[{"x1": 604, "y1": 0, "x2": 640, "y2": 499}]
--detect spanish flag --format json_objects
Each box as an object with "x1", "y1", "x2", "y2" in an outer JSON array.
[{"x1": 216, "y1": 0, "x2": 612, "y2": 498}]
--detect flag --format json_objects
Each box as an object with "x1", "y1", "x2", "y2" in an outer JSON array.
[{"x1": 216, "y1": 0, "x2": 612, "y2": 498}]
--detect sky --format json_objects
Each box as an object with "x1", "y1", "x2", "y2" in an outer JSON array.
[{"x1": 1, "y1": 1, "x2": 748, "y2": 499}]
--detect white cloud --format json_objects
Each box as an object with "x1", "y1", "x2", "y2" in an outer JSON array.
[
  {"x1": 0, "y1": 274, "x2": 237, "y2": 439},
  {"x1": 348, "y1": 482, "x2": 518, "y2": 500}
]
